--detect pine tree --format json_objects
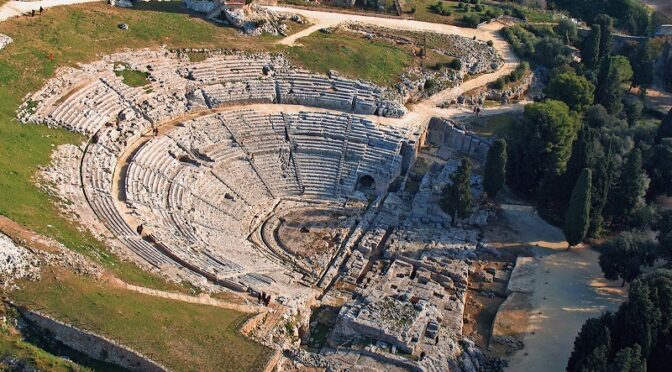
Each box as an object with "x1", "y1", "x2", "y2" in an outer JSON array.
[
  {"x1": 563, "y1": 168, "x2": 592, "y2": 247},
  {"x1": 440, "y1": 158, "x2": 473, "y2": 223},
  {"x1": 582, "y1": 24, "x2": 601, "y2": 69},
  {"x1": 483, "y1": 139, "x2": 507, "y2": 199}
]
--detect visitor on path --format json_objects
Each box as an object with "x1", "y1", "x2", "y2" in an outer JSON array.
[
  {"x1": 31, "y1": 9, "x2": 35, "y2": 17},
  {"x1": 136, "y1": 224, "x2": 143, "y2": 235},
  {"x1": 39, "y1": 7, "x2": 44, "y2": 16},
  {"x1": 476, "y1": 107, "x2": 481, "y2": 117}
]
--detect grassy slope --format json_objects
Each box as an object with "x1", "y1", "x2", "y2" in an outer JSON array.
[
  {"x1": 11, "y1": 269, "x2": 271, "y2": 372},
  {"x1": 283, "y1": 29, "x2": 413, "y2": 86},
  {"x1": 0, "y1": 2, "x2": 288, "y2": 289}
]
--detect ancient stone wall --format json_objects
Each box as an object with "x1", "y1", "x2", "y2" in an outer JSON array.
[
  {"x1": 16, "y1": 306, "x2": 167, "y2": 372},
  {"x1": 424, "y1": 117, "x2": 490, "y2": 163}
]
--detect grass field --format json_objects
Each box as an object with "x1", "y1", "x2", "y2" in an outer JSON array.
[
  {"x1": 114, "y1": 63, "x2": 150, "y2": 88},
  {"x1": 11, "y1": 269, "x2": 272, "y2": 371},
  {"x1": 284, "y1": 29, "x2": 414, "y2": 86}
]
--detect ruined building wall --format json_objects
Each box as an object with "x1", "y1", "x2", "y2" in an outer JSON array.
[{"x1": 424, "y1": 117, "x2": 490, "y2": 163}]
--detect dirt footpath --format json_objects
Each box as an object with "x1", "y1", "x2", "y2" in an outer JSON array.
[{"x1": 492, "y1": 204, "x2": 626, "y2": 372}]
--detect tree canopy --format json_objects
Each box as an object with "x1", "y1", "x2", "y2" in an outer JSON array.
[
  {"x1": 440, "y1": 158, "x2": 474, "y2": 222},
  {"x1": 569, "y1": 270, "x2": 672, "y2": 372},
  {"x1": 545, "y1": 72, "x2": 595, "y2": 111},
  {"x1": 507, "y1": 100, "x2": 580, "y2": 197},
  {"x1": 598, "y1": 232, "x2": 656, "y2": 286}
]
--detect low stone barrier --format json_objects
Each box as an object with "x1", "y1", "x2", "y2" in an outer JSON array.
[{"x1": 14, "y1": 305, "x2": 168, "y2": 371}]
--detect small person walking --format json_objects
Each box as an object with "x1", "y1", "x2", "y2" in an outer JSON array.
[
  {"x1": 31, "y1": 9, "x2": 35, "y2": 17},
  {"x1": 39, "y1": 6, "x2": 44, "y2": 15}
]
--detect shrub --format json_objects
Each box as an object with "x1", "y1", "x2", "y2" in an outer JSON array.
[
  {"x1": 449, "y1": 59, "x2": 463, "y2": 70},
  {"x1": 490, "y1": 78, "x2": 505, "y2": 90},
  {"x1": 463, "y1": 13, "x2": 481, "y2": 28},
  {"x1": 429, "y1": 1, "x2": 452, "y2": 16},
  {"x1": 424, "y1": 78, "x2": 438, "y2": 91},
  {"x1": 487, "y1": 40, "x2": 494, "y2": 47}
]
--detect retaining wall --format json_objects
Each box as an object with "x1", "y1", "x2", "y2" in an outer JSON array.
[{"x1": 16, "y1": 306, "x2": 167, "y2": 371}]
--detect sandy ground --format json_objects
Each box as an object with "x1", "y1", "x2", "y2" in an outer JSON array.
[
  {"x1": 270, "y1": 5, "x2": 520, "y2": 109},
  {"x1": 493, "y1": 204, "x2": 626, "y2": 372}
]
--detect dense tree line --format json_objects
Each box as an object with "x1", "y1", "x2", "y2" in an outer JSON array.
[
  {"x1": 499, "y1": 13, "x2": 672, "y2": 246},
  {"x1": 567, "y1": 269, "x2": 672, "y2": 372},
  {"x1": 549, "y1": 0, "x2": 649, "y2": 35},
  {"x1": 493, "y1": 7, "x2": 672, "y2": 371}
]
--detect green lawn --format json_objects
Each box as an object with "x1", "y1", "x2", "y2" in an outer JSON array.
[
  {"x1": 0, "y1": 2, "x2": 295, "y2": 289},
  {"x1": 12, "y1": 269, "x2": 272, "y2": 372},
  {"x1": 283, "y1": 29, "x2": 413, "y2": 86},
  {"x1": 114, "y1": 63, "x2": 150, "y2": 88}
]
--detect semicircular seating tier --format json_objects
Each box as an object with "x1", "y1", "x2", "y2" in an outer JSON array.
[
  {"x1": 19, "y1": 49, "x2": 407, "y2": 136},
  {"x1": 20, "y1": 49, "x2": 413, "y2": 294}
]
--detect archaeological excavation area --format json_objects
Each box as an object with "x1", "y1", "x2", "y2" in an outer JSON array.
[{"x1": 18, "y1": 32, "x2": 511, "y2": 370}]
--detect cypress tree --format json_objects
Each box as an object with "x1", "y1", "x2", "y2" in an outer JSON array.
[
  {"x1": 583, "y1": 24, "x2": 601, "y2": 69},
  {"x1": 594, "y1": 14, "x2": 614, "y2": 62},
  {"x1": 631, "y1": 40, "x2": 653, "y2": 89},
  {"x1": 440, "y1": 158, "x2": 473, "y2": 223},
  {"x1": 588, "y1": 147, "x2": 612, "y2": 237},
  {"x1": 483, "y1": 139, "x2": 507, "y2": 199},
  {"x1": 563, "y1": 127, "x2": 595, "y2": 203},
  {"x1": 610, "y1": 149, "x2": 649, "y2": 225},
  {"x1": 563, "y1": 168, "x2": 592, "y2": 247},
  {"x1": 595, "y1": 56, "x2": 633, "y2": 115},
  {"x1": 657, "y1": 108, "x2": 672, "y2": 143}
]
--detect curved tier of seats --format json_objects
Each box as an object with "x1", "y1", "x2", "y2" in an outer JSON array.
[
  {"x1": 20, "y1": 50, "x2": 406, "y2": 137},
  {"x1": 21, "y1": 50, "x2": 411, "y2": 294}
]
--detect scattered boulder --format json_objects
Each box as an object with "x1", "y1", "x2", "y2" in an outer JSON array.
[{"x1": 0, "y1": 34, "x2": 13, "y2": 52}]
